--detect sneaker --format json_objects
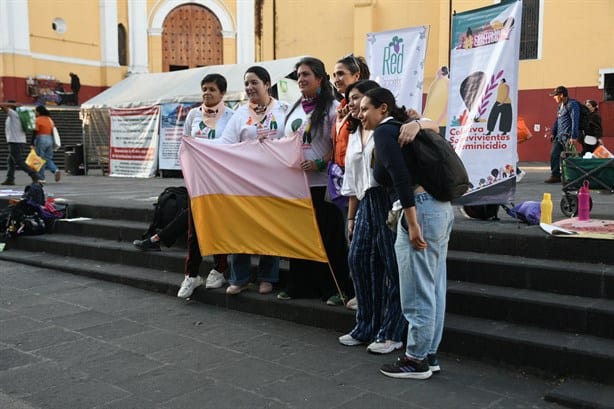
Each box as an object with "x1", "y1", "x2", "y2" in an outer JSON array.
[
  {"x1": 367, "y1": 340, "x2": 404, "y2": 354},
  {"x1": 544, "y1": 175, "x2": 561, "y2": 184},
  {"x1": 205, "y1": 269, "x2": 226, "y2": 289},
  {"x1": 258, "y1": 281, "x2": 273, "y2": 294},
  {"x1": 380, "y1": 355, "x2": 432, "y2": 380},
  {"x1": 54, "y1": 170, "x2": 61, "y2": 182},
  {"x1": 326, "y1": 294, "x2": 346, "y2": 306},
  {"x1": 516, "y1": 169, "x2": 526, "y2": 182},
  {"x1": 345, "y1": 297, "x2": 358, "y2": 311},
  {"x1": 338, "y1": 334, "x2": 364, "y2": 346},
  {"x1": 226, "y1": 284, "x2": 249, "y2": 295},
  {"x1": 1, "y1": 179, "x2": 15, "y2": 186},
  {"x1": 427, "y1": 353, "x2": 440, "y2": 373},
  {"x1": 177, "y1": 275, "x2": 204, "y2": 299},
  {"x1": 276, "y1": 291, "x2": 292, "y2": 300},
  {"x1": 132, "y1": 238, "x2": 161, "y2": 251}
]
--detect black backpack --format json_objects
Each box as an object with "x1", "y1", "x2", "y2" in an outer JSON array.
[
  {"x1": 566, "y1": 99, "x2": 589, "y2": 135},
  {"x1": 398, "y1": 124, "x2": 470, "y2": 202},
  {"x1": 144, "y1": 186, "x2": 188, "y2": 237},
  {"x1": 23, "y1": 182, "x2": 45, "y2": 206},
  {"x1": 462, "y1": 204, "x2": 500, "y2": 221}
]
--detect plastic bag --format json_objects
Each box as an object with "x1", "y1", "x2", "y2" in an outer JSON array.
[
  {"x1": 25, "y1": 148, "x2": 46, "y2": 172},
  {"x1": 503, "y1": 201, "x2": 541, "y2": 225}
]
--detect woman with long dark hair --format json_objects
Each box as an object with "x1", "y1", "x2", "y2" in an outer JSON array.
[
  {"x1": 337, "y1": 80, "x2": 406, "y2": 354},
  {"x1": 279, "y1": 57, "x2": 353, "y2": 305},
  {"x1": 361, "y1": 87, "x2": 454, "y2": 379}
]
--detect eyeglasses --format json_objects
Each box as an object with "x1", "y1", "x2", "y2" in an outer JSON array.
[{"x1": 341, "y1": 53, "x2": 361, "y2": 75}]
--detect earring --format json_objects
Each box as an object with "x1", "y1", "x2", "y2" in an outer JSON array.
[{"x1": 316, "y1": 86, "x2": 321, "y2": 95}]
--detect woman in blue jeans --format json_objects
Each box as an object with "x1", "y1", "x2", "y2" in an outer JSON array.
[
  {"x1": 360, "y1": 88, "x2": 454, "y2": 380},
  {"x1": 34, "y1": 105, "x2": 61, "y2": 182}
]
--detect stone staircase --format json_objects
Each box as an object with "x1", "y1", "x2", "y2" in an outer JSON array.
[
  {"x1": 0, "y1": 201, "x2": 613, "y2": 402},
  {"x1": 0, "y1": 107, "x2": 82, "y2": 172}
]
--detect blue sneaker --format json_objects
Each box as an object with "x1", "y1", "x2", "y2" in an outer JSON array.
[
  {"x1": 380, "y1": 355, "x2": 432, "y2": 380},
  {"x1": 427, "y1": 353, "x2": 440, "y2": 373}
]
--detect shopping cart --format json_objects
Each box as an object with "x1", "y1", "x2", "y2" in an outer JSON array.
[{"x1": 559, "y1": 152, "x2": 614, "y2": 216}]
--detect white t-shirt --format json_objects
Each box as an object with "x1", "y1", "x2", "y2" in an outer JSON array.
[
  {"x1": 217, "y1": 99, "x2": 289, "y2": 144},
  {"x1": 183, "y1": 105, "x2": 234, "y2": 139},
  {"x1": 283, "y1": 100, "x2": 339, "y2": 186},
  {"x1": 341, "y1": 126, "x2": 379, "y2": 200},
  {"x1": 5, "y1": 109, "x2": 27, "y2": 143}
]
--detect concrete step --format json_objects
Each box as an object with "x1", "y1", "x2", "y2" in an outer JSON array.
[
  {"x1": 442, "y1": 313, "x2": 614, "y2": 384},
  {"x1": 448, "y1": 250, "x2": 614, "y2": 299},
  {"x1": 1, "y1": 248, "x2": 612, "y2": 383},
  {"x1": 544, "y1": 378, "x2": 614, "y2": 409},
  {"x1": 447, "y1": 281, "x2": 614, "y2": 339},
  {"x1": 52, "y1": 217, "x2": 150, "y2": 243}
]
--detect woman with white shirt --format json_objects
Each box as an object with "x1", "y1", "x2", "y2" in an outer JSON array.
[
  {"x1": 278, "y1": 57, "x2": 354, "y2": 306},
  {"x1": 219, "y1": 66, "x2": 289, "y2": 295},
  {"x1": 338, "y1": 80, "x2": 406, "y2": 354}
]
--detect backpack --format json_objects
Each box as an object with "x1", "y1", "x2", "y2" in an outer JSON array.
[
  {"x1": 462, "y1": 204, "x2": 501, "y2": 221},
  {"x1": 144, "y1": 186, "x2": 188, "y2": 238},
  {"x1": 399, "y1": 124, "x2": 470, "y2": 202},
  {"x1": 5, "y1": 200, "x2": 47, "y2": 237},
  {"x1": 567, "y1": 99, "x2": 589, "y2": 135},
  {"x1": 23, "y1": 182, "x2": 45, "y2": 206}
]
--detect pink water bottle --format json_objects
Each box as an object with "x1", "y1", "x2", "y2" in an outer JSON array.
[{"x1": 577, "y1": 180, "x2": 590, "y2": 221}]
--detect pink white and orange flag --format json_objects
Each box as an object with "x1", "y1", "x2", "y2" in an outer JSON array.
[{"x1": 179, "y1": 136, "x2": 328, "y2": 262}]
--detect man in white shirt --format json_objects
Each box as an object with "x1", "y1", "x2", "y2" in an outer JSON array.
[{"x1": 1, "y1": 101, "x2": 39, "y2": 185}]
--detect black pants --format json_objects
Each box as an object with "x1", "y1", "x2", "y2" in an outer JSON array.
[
  {"x1": 286, "y1": 186, "x2": 354, "y2": 300},
  {"x1": 184, "y1": 202, "x2": 227, "y2": 277},
  {"x1": 6, "y1": 143, "x2": 38, "y2": 182}
]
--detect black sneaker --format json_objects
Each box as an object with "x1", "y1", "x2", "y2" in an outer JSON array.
[
  {"x1": 427, "y1": 353, "x2": 440, "y2": 373},
  {"x1": 1, "y1": 179, "x2": 15, "y2": 186},
  {"x1": 132, "y1": 238, "x2": 161, "y2": 251},
  {"x1": 380, "y1": 355, "x2": 432, "y2": 379}
]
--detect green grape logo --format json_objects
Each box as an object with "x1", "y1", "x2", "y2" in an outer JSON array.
[{"x1": 383, "y1": 36, "x2": 404, "y2": 75}]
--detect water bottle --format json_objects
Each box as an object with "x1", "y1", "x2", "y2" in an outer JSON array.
[
  {"x1": 577, "y1": 181, "x2": 590, "y2": 221},
  {"x1": 540, "y1": 193, "x2": 553, "y2": 224}
]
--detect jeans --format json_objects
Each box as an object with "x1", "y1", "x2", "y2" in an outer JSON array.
[
  {"x1": 395, "y1": 192, "x2": 454, "y2": 360},
  {"x1": 6, "y1": 142, "x2": 38, "y2": 181},
  {"x1": 34, "y1": 135, "x2": 58, "y2": 180},
  {"x1": 549, "y1": 139, "x2": 566, "y2": 177},
  {"x1": 229, "y1": 254, "x2": 279, "y2": 286}
]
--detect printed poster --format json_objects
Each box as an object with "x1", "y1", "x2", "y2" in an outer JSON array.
[
  {"x1": 109, "y1": 106, "x2": 160, "y2": 178},
  {"x1": 159, "y1": 102, "x2": 199, "y2": 170},
  {"x1": 366, "y1": 25, "x2": 429, "y2": 113},
  {"x1": 447, "y1": 0, "x2": 523, "y2": 205}
]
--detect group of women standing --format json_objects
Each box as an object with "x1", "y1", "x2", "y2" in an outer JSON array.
[{"x1": 179, "y1": 55, "x2": 453, "y2": 381}]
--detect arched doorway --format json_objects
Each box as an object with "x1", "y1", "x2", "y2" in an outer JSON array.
[{"x1": 162, "y1": 4, "x2": 223, "y2": 72}]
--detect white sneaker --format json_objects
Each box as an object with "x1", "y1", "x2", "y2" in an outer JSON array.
[
  {"x1": 516, "y1": 169, "x2": 526, "y2": 182},
  {"x1": 177, "y1": 275, "x2": 204, "y2": 299},
  {"x1": 338, "y1": 334, "x2": 364, "y2": 346},
  {"x1": 345, "y1": 297, "x2": 358, "y2": 311},
  {"x1": 367, "y1": 340, "x2": 404, "y2": 354},
  {"x1": 205, "y1": 269, "x2": 226, "y2": 289}
]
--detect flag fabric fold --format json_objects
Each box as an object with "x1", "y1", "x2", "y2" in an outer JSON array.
[{"x1": 179, "y1": 136, "x2": 328, "y2": 263}]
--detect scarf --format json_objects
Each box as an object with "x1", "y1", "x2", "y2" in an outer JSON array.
[
  {"x1": 248, "y1": 97, "x2": 274, "y2": 125},
  {"x1": 201, "y1": 100, "x2": 226, "y2": 130},
  {"x1": 301, "y1": 95, "x2": 318, "y2": 114}
]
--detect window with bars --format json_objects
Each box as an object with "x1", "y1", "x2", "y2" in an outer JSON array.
[{"x1": 520, "y1": 0, "x2": 540, "y2": 60}]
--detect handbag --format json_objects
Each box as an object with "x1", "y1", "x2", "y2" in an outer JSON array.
[
  {"x1": 52, "y1": 127, "x2": 62, "y2": 150},
  {"x1": 325, "y1": 162, "x2": 348, "y2": 209},
  {"x1": 26, "y1": 148, "x2": 46, "y2": 172}
]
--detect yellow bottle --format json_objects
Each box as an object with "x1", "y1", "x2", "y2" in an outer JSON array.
[{"x1": 540, "y1": 193, "x2": 553, "y2": 224}]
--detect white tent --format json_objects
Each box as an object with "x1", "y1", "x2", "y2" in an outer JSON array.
[{"x1": 82, "y1": 56, "x2": 304, "y2": 109}]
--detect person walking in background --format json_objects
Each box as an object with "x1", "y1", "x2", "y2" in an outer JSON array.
[
  {"x1": 581, "y1": 99, "x2": 602, "y2": 155},
  {"x1": 1, "y1": 101, "x2": 40, "y2": 185},
  {"x1": 33, "y1": 105, "x2": 61, "y2": 183},
  {"x1": 69, "y1": 72, "x2": 81, "y2": 105},
  {"x1": 363, "y1": 87, "x2": 454, "y2": 379},
  {"x1": 545, "y1": 86, "x2": 580, "y2": 184},
  {"x1": 337, "y1": 80, "x2": 406, "y2": 354}
]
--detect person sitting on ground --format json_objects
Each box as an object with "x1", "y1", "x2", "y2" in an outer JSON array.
[{"x1": 136, "y1": 74, "x2": 235, "y2": 297}]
